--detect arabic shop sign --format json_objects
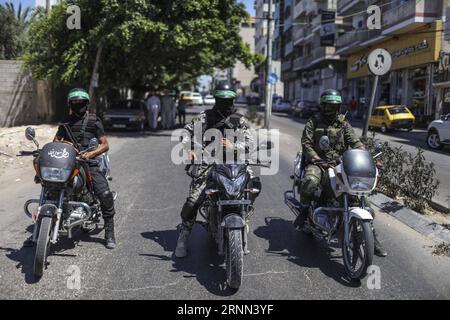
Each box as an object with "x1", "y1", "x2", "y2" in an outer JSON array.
[
  {"x1": 350, "y1": 40, "x2": 429, "y2": 73},
  {"x1": 391, "y1": 40, "x2": 428, "y2": 59}
]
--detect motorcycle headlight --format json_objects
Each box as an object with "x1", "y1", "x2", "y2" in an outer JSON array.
[
  {"x1": 348, "y1": 176, "x2": 375, "y2": 192},
  {"x1": 40, "y1": 167, "x2": 72, "y2": 183},
  {"x1": 103, "y1": 116, "x2": 111, "y2": 121},
  {"x1": 218, "y1": 173, "x2": 246, "y2": 197}
]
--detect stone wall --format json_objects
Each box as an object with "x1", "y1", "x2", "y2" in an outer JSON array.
[{"x1": 0, "y1": 60, "x2": 53, "y2": 127}]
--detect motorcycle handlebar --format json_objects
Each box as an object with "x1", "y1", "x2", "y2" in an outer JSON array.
[{"x1": 17, "y1": 150, "x2": 39, "y2": 157}]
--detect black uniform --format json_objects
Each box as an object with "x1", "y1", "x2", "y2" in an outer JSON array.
[{"x1": 56, "y1": 113, "x2": 115, "y2": 220}]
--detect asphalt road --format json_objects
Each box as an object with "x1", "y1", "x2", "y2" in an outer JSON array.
[{"x1": 0, "y1": 108, "x2": 449, "y2": 299}]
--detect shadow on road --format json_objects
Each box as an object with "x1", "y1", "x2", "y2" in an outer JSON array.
[
  {"x1": 141, "y1": 226, "x2": 238, "y2": 297},
  {"x1": 0, "y1": 224, "x2": 104, "y2": 284},
  {"x1": 105, "y1": 130, "x2": 174, "y2": 138},
  {"x1": 253, "y1": 217, "x2": 361, "y2": 288}
]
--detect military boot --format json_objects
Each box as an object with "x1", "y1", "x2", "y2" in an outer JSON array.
[
  {"x1": 175, "y1": 221, "x2": 193, "y2": 258},
  {"x1": 293, "y1": 203, "x2": 309, "y2": 230},
  {"x1": 104, "y1": 217, "x2": 116, "y2": 250}
]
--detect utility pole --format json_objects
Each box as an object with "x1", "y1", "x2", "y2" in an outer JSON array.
[
  {"x1": 264, "y1": 0, "x2": 273, "y2": 129},
  {"x1": 46, "y1": 0, "x2": 50, "y2": 15}
]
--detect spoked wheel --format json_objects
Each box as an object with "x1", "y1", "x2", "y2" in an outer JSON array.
[
  {"x1": 342, "y1": 219, "x2": 374, "y2": 280},
  {"x1": 33, "y1": 216, "x2": 53, "y2": 278},
  {"x1": 225, "y1": 228, "x2": 243, "y2": 290}
]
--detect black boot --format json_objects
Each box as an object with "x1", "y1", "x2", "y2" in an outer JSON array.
[
  {"x1": 104, "y1": 218, "x2": 116, "y2": 249},
  {"x1": 373, "y1": 228, "x2": 387, "y2": 257},
  {"x1": 293, "y1": 204, "x2": 309, "y2": 230}
]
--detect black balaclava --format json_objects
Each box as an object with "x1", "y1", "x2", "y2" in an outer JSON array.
[
  {"x1": 215, "y1": 97, "x2": 235, "y2": 117},
  {"x1": 321, "y1": 103, "x2": 340, "y2": 124},
  {"x1": 70, "y1": 100, "x2": 89, "y2": 118}
]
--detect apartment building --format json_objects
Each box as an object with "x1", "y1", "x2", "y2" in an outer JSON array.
[
  {"x1": 277, "y1": 0, "x2": 343, "y2": 102},
  {"x1": 337, "y1": 0, "x2": 446, "y2": 122},
  {"x1": 254, "y1": 0, "x2": 283, "y2": 98}
]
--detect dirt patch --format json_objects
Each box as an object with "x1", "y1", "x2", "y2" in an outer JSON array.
[
  {"x1": 0, "y1": 125, "x2": 58, "y2": 176},
  {"x1": 433, "y1": 243, "x2": 450, "y2": 257}
]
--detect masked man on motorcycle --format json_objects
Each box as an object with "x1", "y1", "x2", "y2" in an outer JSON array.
[
  {"x1": 53, "y1": 88, "x2": 117, "y2": 249},
  {"x1": 295, "y1": 89, "x2": 387, "y2": 257},
  {"x1": 174, "y1": 82, "x2": 260, "y2": 258}
]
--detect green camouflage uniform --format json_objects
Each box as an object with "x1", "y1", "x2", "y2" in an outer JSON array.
[
  {"x1": 182, "y1": 109, "x2": 255, "y2": 220},
  {"x1": 300, "y1": 114, "x2": 365, "y2": 203}
]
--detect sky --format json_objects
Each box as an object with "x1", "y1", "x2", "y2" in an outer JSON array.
[
  {"x1": 0, "y1": 0, "x2": 35, "y2": 8},
  {"x1": 241, "y1": 0, "x2": 255, "y2": 16},
  {"x1": 1, "y1": 0, "x2": 256, "y2": 15}
]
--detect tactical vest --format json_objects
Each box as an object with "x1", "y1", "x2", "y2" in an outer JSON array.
[
  {"x1": 66, "y1": 113, "x2": 99, "y2": 149},
  {"x1": 311, "y1": 114, "x2": 348, "y2": 161}
]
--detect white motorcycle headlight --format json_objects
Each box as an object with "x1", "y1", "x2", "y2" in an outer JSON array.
[
  {"x1": 218, "y1": 174, "x2": 246, "y2": 197},
  {"x1": 348, "y1": 176, "x2": 375, "y2": 192},
  {"x1": 41, "y1": 167, "x2": 72, "y2": 183}
]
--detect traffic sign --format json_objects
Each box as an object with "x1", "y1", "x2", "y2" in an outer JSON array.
[{"x1": 368, "y1": 48, "x2": 392, "y2": 76}]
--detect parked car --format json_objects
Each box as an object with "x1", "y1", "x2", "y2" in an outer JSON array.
[
  {"x1": 369, "y1": 105, "x2": 415, "y2": 133},
  {"x1": 203, "y1": 94, "x2": 215, "y2": 106},
  {"x1": 293, "y1": 100, "x2": 320, "y2": 118},
  {"x1": 246, "y1": 96, "x2": 261, "y2": 106},
  {"x1": 289, "y1": 99, "x2": 300, "y2": 116},
  {"x1": 103, "y1": 99, "x2": 147, "y2": 131},
  {"x1": 427, "y1": 113, "x2": 450, "y2": 150},
  {"x1": 272, "y1": 98, "x2": 291, "y2": 113},
  {"x1": 182, "y1": 92, "x2": 203, "y2": 106},
  {"x1": 235, "y1": 95, "x2": 247, "y2": 106}
]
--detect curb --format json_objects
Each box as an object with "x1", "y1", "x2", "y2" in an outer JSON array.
[{"x1": 369, "y1": 192, "x2": 450, "y2": 245}]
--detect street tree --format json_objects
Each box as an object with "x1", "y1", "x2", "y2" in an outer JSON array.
[{"x1": 23, "y1": 0, "x2": 261, "y2": 93}]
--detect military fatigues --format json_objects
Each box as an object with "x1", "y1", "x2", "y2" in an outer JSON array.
[
  {"x1": 180, "y1": 107, "x2": 255, "y2": 223},
  {"x1": 300, "y1": 114, "x2": 364, "y2": 204}
]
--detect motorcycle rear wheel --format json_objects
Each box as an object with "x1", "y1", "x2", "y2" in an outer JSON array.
[
  {"x1": 342, "y1": 219, "x2": 374, "y2": 280},
  {"x1": 33, "y1": 216, "x2": 53, "y2": 278},
  {"x1": 225, "y1": 229, "x2": 243, "y2": 290}
]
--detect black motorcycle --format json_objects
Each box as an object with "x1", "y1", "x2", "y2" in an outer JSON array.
[
  {"x1": 18, "y1": 127, "x2": 113, "y2": 277},
  {"x1": 187, "y1": 142, "x2": 271, "y2": 290}
]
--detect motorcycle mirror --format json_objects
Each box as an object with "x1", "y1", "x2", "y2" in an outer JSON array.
[
  {"x1": 319, "y1": 135, "x2": 330, "y2": 152},
  {"x1": 25, "y1": 127, "x2": 35, "y2": 141},
  {"x1": 374, "y1": 140, "x2": 383, "y2": 153}
]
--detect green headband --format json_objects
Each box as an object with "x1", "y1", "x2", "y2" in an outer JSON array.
[
  {"x1": 320, "y1": 95, "x2": 342, "y2": 104},
  {"x1": 68, "y1": 90, "x2": 90, "y2": 101},
  {"x1": 214, "y1": 90, "x2": 237, "y2": 99}
]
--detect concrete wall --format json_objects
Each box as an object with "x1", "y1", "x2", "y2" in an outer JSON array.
[{"x1": 0, "y1": 60, "x2": 53, "y2": 127}]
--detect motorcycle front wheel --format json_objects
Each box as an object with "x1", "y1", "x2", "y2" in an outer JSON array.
[
  {"x1": 33, "y1": 216, "x2": 53, "y2": 277},
  {"x1": 342, "y1": 219, "x2": 374, "y2": 280},
  {"x1": 225, "y1": 228, "x2": 243, "y2": 290}
]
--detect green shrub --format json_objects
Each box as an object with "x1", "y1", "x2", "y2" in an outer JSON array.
[{"x1": 361, "y1": 134, "x2": 440, "y2": 213}]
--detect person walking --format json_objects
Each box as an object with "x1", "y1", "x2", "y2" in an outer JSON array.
[
  {"x1": 161, "y1": 90, "x2": 175, "y2": 129},
  {"x1": 178, "y1": 93, "x2": 187, "y2": 126},
  {"x1": 146, "y1": 92, "x2": 161, "y2": 131}
]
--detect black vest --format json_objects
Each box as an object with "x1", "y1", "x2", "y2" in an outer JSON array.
[{"x1": 65, "y1": 113, "x2": 98, "y2": 149}]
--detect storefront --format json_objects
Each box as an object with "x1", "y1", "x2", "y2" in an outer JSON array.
[{"x1": 345, "y1": 22, "x2": 442, "y2": 123}]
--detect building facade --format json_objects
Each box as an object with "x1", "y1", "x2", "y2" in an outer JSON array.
[
  {"x1": 277, "y1": 0, "x2": 343, "y2": 103},
  {"x1": 337, "y1": 0, "x2": 448, "y2": 123},
  {"x1": 254, "y1": 0, "x2": 284, "y2": 99}
]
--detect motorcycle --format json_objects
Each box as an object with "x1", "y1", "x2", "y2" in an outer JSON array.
[
  {"x1": 186, "y1": 141, "x2": 272, "y2": 290},
  {"x1": 284, "y1": 141, "x2": 383, "y2": 280},
  {"x1": 18, "y1": 126, "x2": 115, "y2": 277}
]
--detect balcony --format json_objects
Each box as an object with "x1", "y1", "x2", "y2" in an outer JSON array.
[
  {"x1": 337, "y1": 28, "x2": 382, "y2": 50},
  {"x1": 294, "y1": 0, "x2": 307, "y2": 19},
  {"x1": 284, "y1": 41, "x2": 294, "y2": 57},
  {"x1": 382, "y1": 0, "x2": 441, "y2": 35},
  {"x1": 282, "y1": 59, "x2": 292, "y2": 72},
  {"x1": 337, "y1": 0, "x2": 365, "y2": 14},
  {"x1": 293, "y1": 25, "x2": 305, "y2": 46}
]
